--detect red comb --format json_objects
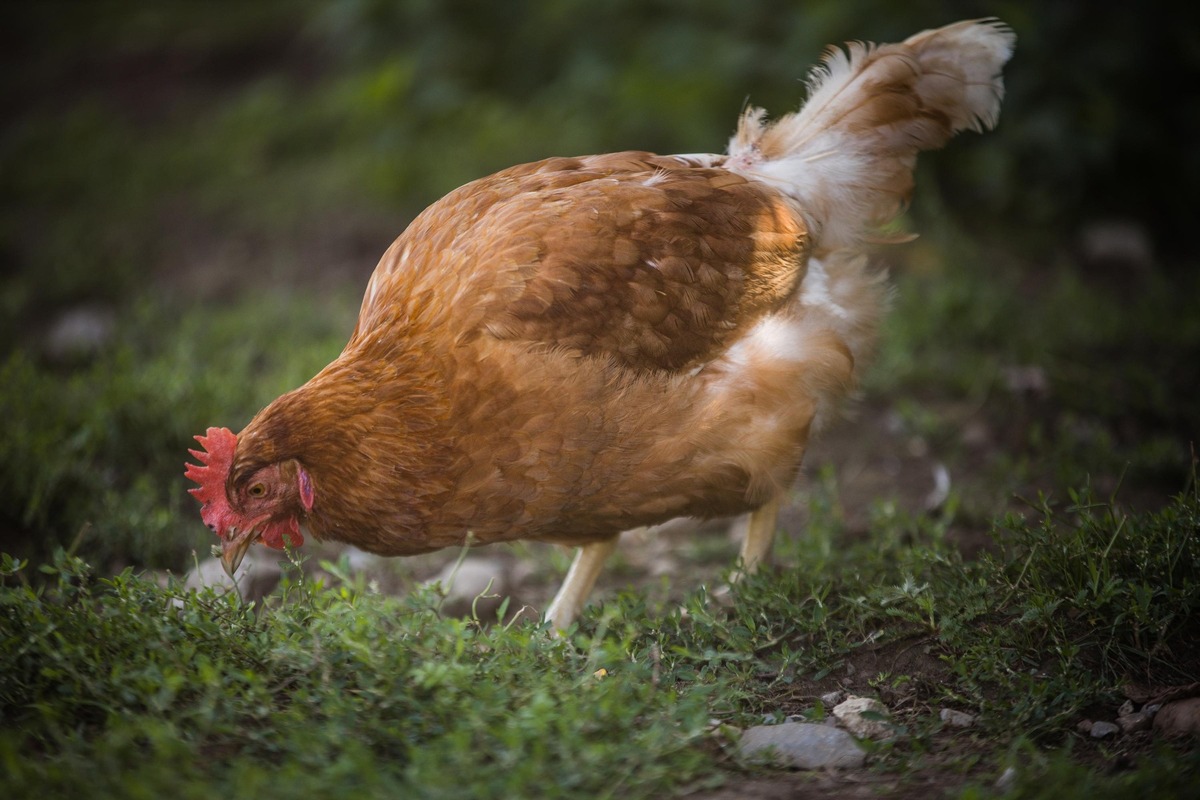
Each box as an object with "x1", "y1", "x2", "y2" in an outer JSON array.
[{"x1": 185, "y1": 427, "x2": 238, "y2": 536}]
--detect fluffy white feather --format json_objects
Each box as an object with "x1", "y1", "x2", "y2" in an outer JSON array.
[{"x1": 725, "y1": 18, "x2": 1015, "y2": 250}]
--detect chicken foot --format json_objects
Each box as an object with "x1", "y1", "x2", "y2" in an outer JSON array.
[{"x1": 544, "y1": 537, "x2": 619, "y2": 631}]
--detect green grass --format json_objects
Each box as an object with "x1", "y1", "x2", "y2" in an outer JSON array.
[
  {"x1": 3, "y1": 473, "x2": 1197, "y2": 798},
  {"x1": 1, "y1": 552, "x2": 717, "y2": 799},
  {"x1": 0, "y1": 292, "x2": 355, "y2": 569}
]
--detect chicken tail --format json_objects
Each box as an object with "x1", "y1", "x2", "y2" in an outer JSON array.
[{"x1": 726, "y1": 18, "x2": 1015, "y2": 250}]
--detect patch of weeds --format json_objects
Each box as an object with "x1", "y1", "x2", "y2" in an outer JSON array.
[
  {"x1": 622, "y1": 464, "x2": 1199, "y2": 748},
  {"x1": 992, "y1": 479, "x2": 1200, "y2": 684},
  {"x1": 940, "y1": 473, "x2": 1200, "y2": 738},
  {"x1": 0, "y1": 550, "x2": 718, "y2": 800}
]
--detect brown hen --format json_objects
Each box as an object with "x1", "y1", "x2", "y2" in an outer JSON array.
[{"x1": 187, "y1": 20, "x2": 1015, "y2": 629}]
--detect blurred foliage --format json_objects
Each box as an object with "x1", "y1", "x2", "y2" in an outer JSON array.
[
  {"x1": 4, "y1": 0, "x2": 1197, "y2": 316},
  {"x1": 0, "y1": 0, "x2": 1197, "y2": 571},
  {"x1": 0, "y1": 294, "x2": 353, "y2": 568}
]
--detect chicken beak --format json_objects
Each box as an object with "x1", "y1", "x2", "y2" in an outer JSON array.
[{"x1": 220, "y1": 527, "x2": 258, "y2": 579}]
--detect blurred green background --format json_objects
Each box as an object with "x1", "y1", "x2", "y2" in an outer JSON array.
[{"x1": 2, "y1": 0, "x2": 1197, "y2": 572}]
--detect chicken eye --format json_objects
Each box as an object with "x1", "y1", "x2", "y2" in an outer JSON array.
[{"x1": 248, "y1": 483, "x2": 267, "y2": 498}]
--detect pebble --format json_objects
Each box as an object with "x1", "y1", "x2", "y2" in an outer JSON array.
[
  {"x1": 1117, "y1": 710, "x2": 1154, "y2": 734},
  {"x1": 939, "y1": 708, "x2": 976, "y2": 729},
  {"x1": 1089, "y1": 721, "x2": 1119, "y2": 739},
  {"x1": 43, "y1": 306, "x2": 116, "y2": 362},
  {"x1": 738, "y1": 722, "x2": 866, "y2": 770},
  {"x1": 832, "y1": 695, "x2": 893, "y2": 740},
  {"x1": 820, "y1": 690, "x2": 844, "y2": 707}
]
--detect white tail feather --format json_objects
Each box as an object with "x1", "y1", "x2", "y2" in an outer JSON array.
[{"x1": 726, "y1": 18, "x2": 1015, "y2": 250}]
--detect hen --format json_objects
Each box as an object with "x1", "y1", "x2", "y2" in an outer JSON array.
[{"x1": 187, "y1": 20, "x2": 1014, "y2": 629}]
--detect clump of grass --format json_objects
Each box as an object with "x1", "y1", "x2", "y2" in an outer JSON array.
[
  {"x1": 607, "y1": 463, "x2": 1200, "y2": 741},
  {"x1": 995, "y1": 480, "x2": 1200, "y2": 682},
  {"x1": 923, "y1": 472, "x2": 1199, "y2": 737},
  {"x1": 0, "y1": 550, "x2": 717, "y2": 800}
]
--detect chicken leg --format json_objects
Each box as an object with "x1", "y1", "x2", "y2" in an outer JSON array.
[
  {"x1": 544, "y1": 537, "x2": 619, "y2": 631},
  {"x1": 734, "y1": 495, "x2": 781, "y2": 579}
]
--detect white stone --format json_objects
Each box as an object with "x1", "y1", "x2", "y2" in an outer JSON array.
[
  {"x1": 44, "y1": 306, "x2": 116, "y2": 361},
  {"x1": 939, "y1": 708, "x2": 976, "y2": 729},
  {"x1": 832, "y1": 695, "x2": 893, "y2": 739},
  {"x1": 738, "y1": 722, "x2": 866, "y2": 769}
]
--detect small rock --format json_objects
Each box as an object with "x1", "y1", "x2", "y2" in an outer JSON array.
[
  {"x1": 1089, "y1": 721, "x2": 1119, "y2": 739},
  {"x1": 1117, "y1": 711, "x2": 1154, "y2": 734},
  {"x1": 426, "y1": 556, "x2": 509, "y2": 619},
  {"x1": 1117, "y1": 699, "x2": 1135, "y2": 717},
  {"x1": 738, "y1": 722, "x2": 866, "y2": 770},
  {"x1": 44, "y1": 306, "x2": 116, "y2": 362},
  {"x1": 1076, "y1": 719, "x2": 1095, "y2": 735},
  {"x1": 939, "y1": 708, "x2": 976, "y2": 729},
  {"x1": 832, "y1": 695, "x2": 893, "y2": 740},
  {"x1": 820, "y1": 690, "x2": 844, "y2": 707},
  {"x1": 184, "y1": 550, "x2": 282, "y2": 604},
  {"x1": 1078, "y1": 219, "x2": 1154, "y2": 273},
  {"x1": 1153, "y1": 698, "x2": 1200, "y2": 737}
]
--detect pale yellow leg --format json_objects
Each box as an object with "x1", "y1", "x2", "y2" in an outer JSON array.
[
  {"x1": 544, "y1": 537, "x2": 619, "y2": 631},
  {"x1": 735, "y1": 495, "x2": 781, "y2": 578}
]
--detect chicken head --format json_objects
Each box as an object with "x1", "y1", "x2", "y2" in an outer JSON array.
[{"x1": 186, "y1": 426, "x2": 312, "y2": 577}]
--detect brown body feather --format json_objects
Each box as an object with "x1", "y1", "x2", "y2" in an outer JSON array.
[{"x1": 235, "y1": 152, "x2": 821, "y2": 555}]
